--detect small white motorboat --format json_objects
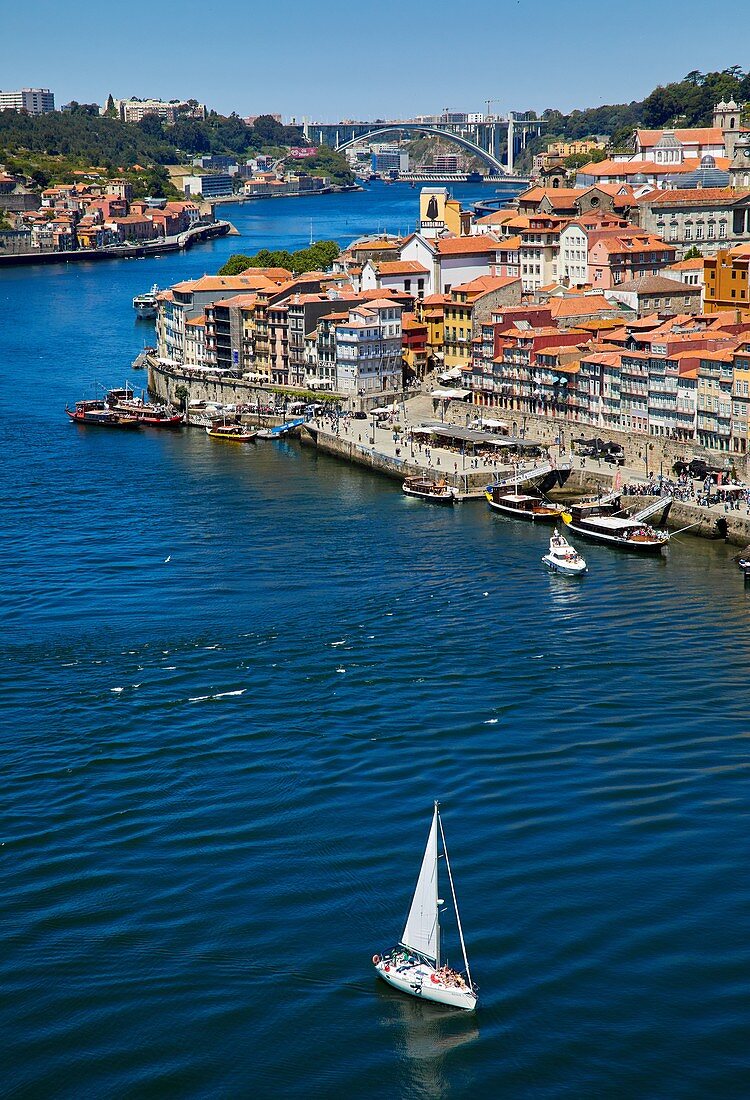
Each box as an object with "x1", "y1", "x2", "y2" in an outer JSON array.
[
  {"x1": 542, "y1": 528, "x2": 587, "y2": 576},
  {"x1": 372, "y1": 801, "x2": 477, "y2": 1011}
]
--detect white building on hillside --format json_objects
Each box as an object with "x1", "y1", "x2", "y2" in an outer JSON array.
[
  {"x1": 559, "y1": 222, "x2": 590, "y2": 286},
  {"x1": 0, "y1": 87, "x2": 54, "y2": 114}
]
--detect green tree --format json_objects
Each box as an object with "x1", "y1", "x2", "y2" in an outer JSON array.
[
  {"x1": 218, "y1": 240, "x2": 340, "y2": 276},
  {"x1": 105, "y1": 93, "x2": 117, "y2": 118},
  {"x1": 683, "y1": 245, "x2": 703, "y2": 260}
]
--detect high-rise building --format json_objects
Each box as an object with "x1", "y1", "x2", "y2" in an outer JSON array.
[{"x1": 0, "y1": 88, "x2": 55, "y2": 114}]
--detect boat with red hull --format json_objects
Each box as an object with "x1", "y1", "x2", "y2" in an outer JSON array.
[
  {"x1": 65, "y1": 400, "x2": 141, "y2": 429},
  {"x1": 106, "y1": 388, "x2": 183, "y2": 428}
]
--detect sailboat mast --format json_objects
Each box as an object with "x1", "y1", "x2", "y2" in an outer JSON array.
[
  {"x1": 438, "y1": 809, "x2": 473, "y2": 988},
  {"x1": 434, "y1": 800, "x2": 440, "y2": 968}
]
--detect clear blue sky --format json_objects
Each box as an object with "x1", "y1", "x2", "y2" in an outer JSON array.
[{"x1": 2, "y1": 0, "x2": 749, "y2": 122}]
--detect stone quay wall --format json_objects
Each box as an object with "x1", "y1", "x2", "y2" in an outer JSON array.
[{"x1": 438, "y1": 400, "x2": 748, "y2": 479}]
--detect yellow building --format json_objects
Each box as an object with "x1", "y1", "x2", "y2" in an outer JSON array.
[
  {"x1": 416, "y1": 293, "x2": 450, "y2": 371},
  {"x1": 547, "y1": 139, "x2": 606, "y2": 159},
  {"x1": 419, "y1": 188, "x2": 471, "y2": 237},
  {"x1": 704, "y1": 247, "x2": 750, "y2": 310},
  {"x1": 442, "y1": 276, "x2": 523, "y2": 369}
]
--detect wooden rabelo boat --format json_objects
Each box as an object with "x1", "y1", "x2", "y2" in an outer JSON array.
[
  {"x1": 206, "y1": 422, "x2": 258, "y2": 442},
  {"x1": 65, "y1": 400, "x2": 141, "y2": 429},
  {"x1": 561, "y1": 495, "x2": 672, "y2": 553},
  {"x1": 106, "y1": 388, "x2": 183, "y2": 428},
  {"x1": 485, "y1": 484, "x2": 564, "y2": 522},
  {"x1": 402, "y1": 476, "x2": 457, "y2": 505}
]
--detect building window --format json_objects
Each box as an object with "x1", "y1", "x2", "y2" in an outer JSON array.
[{"x1": 685, "y1": 226, "x2": 692, "y2": 239}]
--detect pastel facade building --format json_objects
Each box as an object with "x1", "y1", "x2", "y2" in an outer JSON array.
[{"x1": 334, "y1": 300, "x2": 403, "y2": 394}]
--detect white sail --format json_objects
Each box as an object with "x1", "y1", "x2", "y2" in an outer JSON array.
[{"x1": 400, "y1": 804, "x2": 439, "y2": 964}]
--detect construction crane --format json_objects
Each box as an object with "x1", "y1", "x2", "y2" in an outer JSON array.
[{"x1": 485, "y1": 98, "x2": 501, "y2": 120}]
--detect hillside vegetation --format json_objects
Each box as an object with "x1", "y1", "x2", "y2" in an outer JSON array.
[
  {"x1": 218, "y1": 240, "x2": 341, "y2": 276},
  {"x1": 519, "y1": 67, "x2": 750, "y2": 169}
]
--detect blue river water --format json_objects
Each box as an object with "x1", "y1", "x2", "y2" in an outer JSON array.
[{"x1": 1, "y1": 181, "x2": 749, "y2": 1099}]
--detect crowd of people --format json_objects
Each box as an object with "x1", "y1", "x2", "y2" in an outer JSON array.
[
  {"x1": 434, "y1": 965, "x2": 468, "y2": 990},
  {"x1": 623, "y1": 473, "x2": 750, "y2": 511}
]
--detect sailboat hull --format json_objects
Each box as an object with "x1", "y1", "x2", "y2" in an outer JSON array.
[{"x1": 374, "y1": 959, "x2": 477, "y2": 1011}]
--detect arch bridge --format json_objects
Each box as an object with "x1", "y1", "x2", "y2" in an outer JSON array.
[
  {"x1": 336, "y1": 124, "x2": 505, "y2": 174},
  {"x1": 304, "y1": 116, "x2": 544, "y2": 175}
]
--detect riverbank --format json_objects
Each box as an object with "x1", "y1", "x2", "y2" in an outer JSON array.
[
  {"x1": 301, "y1": 418, "x2": 747, "y2": 542},
  {"x1": 145, "y1": 356, "x2": 750, "y2": 543},
  {"x1": 198, "y1": 183, "x2": 363, "y2": 215},
  {"x1": 0, "y1": 219, "x2": 232, "y2": 268}
]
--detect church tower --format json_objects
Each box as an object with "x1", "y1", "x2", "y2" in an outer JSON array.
[
  {"x1": 729, "y1": 133, "x2": 750, "y2": 189},
  {"x1": 714, "y1": 99, "x2": 744, "y2": 158}
]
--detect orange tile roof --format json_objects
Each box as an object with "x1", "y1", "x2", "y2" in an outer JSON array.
[
  {"x1": 171, "y1": 273, "x2": 289, "y2": 293},
  {"x1": 495, "y1": 234, "x2": 522, "y2": 250},
  {"x1": 519, "y1": 186, "x2": 583, "y2": 202},
  {"x1": 452, "y1": 274, "x2": 521, "y2": 295},
  {"x1": 374, "y1": 260, "x2": 429, "y2": 275},
  {"x1": 635, "y1": 127, "x2": 725, "y2": 147},
  {"x1": 434, "y1": 234, "x2": 501, "y2": 255},
  {"x1": 215, "y1": 294, "x2": 259, "y2": 308},
  {"x1": 580, "y1": 351, "x2": 623, "y2": 367},
  {"x1": 350, "y1": 237, "x2": 401, "y2": 252},
  {"x1": 549, "y1": 294, "x2": 615, "y2": 317},
  {"x1": 668, "y1": 257, "x2": 705, "y2": 270},
  {"x1": 475, "y1": 209, "x2": 518, "y2": 225},
  {"x1": 642, "y1": 187, "x2": 750, "y2": 206},
  {"x1": 581, "y1": 159, "x2": 696, "y2": 177}
]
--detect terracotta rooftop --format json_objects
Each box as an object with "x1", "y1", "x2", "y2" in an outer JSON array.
[
  {"x1": 373, "y1": 260, "x2": 429, "y2": 275},
  {"x1": 641, "y1": 188, "x2": 750, "y2": 206},
  {"x1": 548, "y1": 294, "x2": 616, "y2": 317},
  {"x1": 434, "y1": 234, "x2": 501, "y2": 255},
  {"x1": 612, "y1": 275, "x2": 702, "y2": 294},
  {"x1": 635, "y1": 127, "x2": 725, "y2": 147}
]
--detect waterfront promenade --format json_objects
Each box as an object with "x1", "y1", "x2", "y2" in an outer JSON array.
[{"x1": 304, "y1": 396, "x2": 750, "y2": 544}]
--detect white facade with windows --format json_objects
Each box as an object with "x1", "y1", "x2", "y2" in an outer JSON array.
[
  {"x1": 0, "y1": 87, "x2": 54, "y2": 114},
  {"x1": 559, "y1": 224, "x2": 589, "y2": 286},
  {"x1": 335, "y1": 301, "x2": 403, "y2": 394}
]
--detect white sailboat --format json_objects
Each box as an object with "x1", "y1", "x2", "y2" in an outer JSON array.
[{"x1": 372, "y1": 801, "x2": 477, "y2": 1010}]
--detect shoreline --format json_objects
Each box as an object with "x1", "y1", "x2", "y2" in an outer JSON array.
[
  {"x1": 210, "y1": 183, "x2": 363, "y2": 212},
  {"x1": 145, "y1": 358, "x2": 750, "y2": 546},
  {"x1": 0, "y1": 219, "x2": 232, "y2": 269}
]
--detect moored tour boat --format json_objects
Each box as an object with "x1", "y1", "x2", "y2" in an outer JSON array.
[
  {"x1": 542, "y1": 529, "x2": 587, "y2": 575},
  {"x1": 65, "y1": 400, "x2": 141, "y2": 429},
  {"x1": 107, "y1": 391, "x2": 183, "y2": 428},
  {"x1": 562, "y1": 495, "x2": 671, "y2": 553},
  {"x1": 402, "y1": 476, "x2": 457, "y2": 505},
  {"x1": 206, "y1": 422, "x2": 258, "y2": 442},
  {"x1": 373, "y1": 801, "x2": 477, "y2": 1011},
  {"x1": 133, "y1": 284, "x2": 159, "y2": 319},
  {"x1": 485, "y1": 484, "x2": 564, "y2": 522}
]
